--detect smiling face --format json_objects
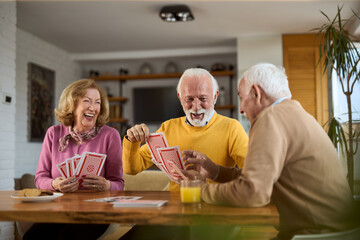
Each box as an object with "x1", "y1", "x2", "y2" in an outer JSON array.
[
  {"x1": 178, "y1": 75, "x2": 218, "y2": 127},
  {"x1": 73, "y1": 88, "x2": 101, "y2": 132}
]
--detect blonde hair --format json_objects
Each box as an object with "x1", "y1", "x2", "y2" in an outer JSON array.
[{"x1": 54, "y1": 79, "x2": 109, "y2": 127}]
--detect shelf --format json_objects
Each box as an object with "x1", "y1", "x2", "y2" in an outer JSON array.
[
  {"x1": 97, "y1": 69, "x2": 236, "y2": 122},
  {"x1": 108, "y1": 96, "x2": 128, "y2": 102},
  {"x1": 215, "y1": 105, "x2": 236, "y2": 110},
  {"x1": 109, "y1": 118, "x2": 128, "y2": 123},
  {"x1": 91, "y1": 70, "x2": 234, "y2": 81}
]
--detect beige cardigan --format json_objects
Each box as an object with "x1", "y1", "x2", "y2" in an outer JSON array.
[{"x1": 201, "y1": 100, "x2": 355, "y2": 240}]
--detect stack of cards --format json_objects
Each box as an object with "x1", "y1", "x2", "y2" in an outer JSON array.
[
  {"x1": 111, "y1": 199, "x2": 168, "y2": 208},
  {"x1": 146, "y1": 132, "x2": 187, "y2": 181},
  {"x1": 56, "y1": 152, "x2": 107, "y2": 178}
]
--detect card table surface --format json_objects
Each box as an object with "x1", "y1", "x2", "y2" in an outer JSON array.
[{"x1": 0, "y1": 190, "x2": 279, "y2": 226}]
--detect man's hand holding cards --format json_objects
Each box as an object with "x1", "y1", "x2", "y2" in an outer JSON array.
[{"x1": 146, "y1": 132, "x2": 188, "y2": 182}]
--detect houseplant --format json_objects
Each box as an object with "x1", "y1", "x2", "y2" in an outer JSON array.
[{"x1": 314, "y1": 5, "x2": 360, "y2": 193}]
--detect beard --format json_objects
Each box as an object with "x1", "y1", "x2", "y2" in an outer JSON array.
[{"x1": 183, "y1": 106, "x2": 214, "y2": 127}]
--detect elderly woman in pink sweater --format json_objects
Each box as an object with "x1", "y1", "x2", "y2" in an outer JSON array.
[
  {"x1": 24, "y1": 79, "x2": 124, "y2": 240},
  {"x1": 35, "y1": 79, "x2": 124, "y2": 192}
]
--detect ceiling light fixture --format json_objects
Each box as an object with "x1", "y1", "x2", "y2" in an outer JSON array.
[{"x1": 159, "y1": 5, "x2": 194, "y2": 22}]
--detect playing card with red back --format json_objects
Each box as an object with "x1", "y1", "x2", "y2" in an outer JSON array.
[
  {"x1": 76, "y1": 152, "x2": 107, "y2": 176},
  {"x1": 168, "y1": 161, "x2": 188, "y2": 180},
  {"x1": 65, "y1": 158, "x2": 75, "y2": 177},
  {"x1": 72, "y1": 155, "x2": 81, "y2": 174},
  {"x1": 56, "y1": 161, "x2": 68, "y2": 178},
  {"x1": 157, "y1": 146, "x2": 185, "y2": 179},
  {"x1": 146, "y1": 132, "x2": 169, "y2": 165},
  {"x1": 150, "y1": 158, "x2": 174, "y2": 180}
]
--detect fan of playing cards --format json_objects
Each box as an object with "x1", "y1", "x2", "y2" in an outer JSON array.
[
  {"x1": 146, "y1": 132, "x2": 187, "y2": 181},
  {"x1": 56, "y1": 152, "x2": 107, "y2": 178}
]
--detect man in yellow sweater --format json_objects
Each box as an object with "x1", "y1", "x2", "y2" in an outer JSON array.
[
  {"x1": 123, "y1": 68, "x2": 249, "y2": 192},
  {"x1": 183, "y1": 63, "x2": 356, "y2": 240}
]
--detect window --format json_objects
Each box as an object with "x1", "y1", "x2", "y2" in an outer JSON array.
[{"x1": 331, "y1": 47, "x2": 360, "y2": 123}]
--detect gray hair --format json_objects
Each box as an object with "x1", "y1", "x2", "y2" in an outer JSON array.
[
  {"x1": 240, "y1": 63, "x2": 291, "y2": 99},
  {"x1": 177, "y1": 68, "x2": 219, "y2": 98}
]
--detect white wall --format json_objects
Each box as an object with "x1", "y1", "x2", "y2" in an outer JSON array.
[
  {"x1": 15, "y1": 29, "x2": 81, "y2": 178},
  {"x1": 0, "y1": 1, "x2": 16, "y2": 239},
  {"x1": 236, "y1": 34, "x2": 283, "y2": 132}
]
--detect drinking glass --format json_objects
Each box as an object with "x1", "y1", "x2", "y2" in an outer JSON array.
[{"x1": 180, "y1": 180, "x2": 201, "y2": 204}]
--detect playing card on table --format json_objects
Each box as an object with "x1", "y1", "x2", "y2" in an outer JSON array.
[
  {"x1": 146, "y1": 132, "x2": 169, "y2": 165},
  {"x1": 65, "y1": 158, "x2": 75, "y2": 177},
  {"x1": 157, "y1": 146, "x2": 185, "y2": 179},
  {"x1": 86, "y1": 196, "x2": 142, "y2": 202},
  {"x1": 76, "y1": 152, "x2": 107, "y2": 176},
  {"x1": 56, "y1": 161, "x2": 68, "y2": 178}
]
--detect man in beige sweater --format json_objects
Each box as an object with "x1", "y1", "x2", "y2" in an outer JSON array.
[{"x1": 184, "y1": 63, "x2": 356, "y2": 240}]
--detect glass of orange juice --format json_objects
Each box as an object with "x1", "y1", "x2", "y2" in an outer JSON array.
[{"x1": 180, "y1": 180, "x2": 201, "y2": 204}]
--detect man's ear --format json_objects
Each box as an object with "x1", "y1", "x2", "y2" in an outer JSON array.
[
  {"x1": 213, "y1": 90, "x2": 219, "y2": 104},
  {"x1": 252, "y1": 84, "x2": 262, "y2": 104},
  {"x1": 177, "y1": 92, "x2": 181, "y2": 101}
]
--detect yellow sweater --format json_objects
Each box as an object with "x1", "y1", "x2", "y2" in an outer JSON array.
[{"x1": 123, "y1": 112, "x2": 248, "y2": 191}]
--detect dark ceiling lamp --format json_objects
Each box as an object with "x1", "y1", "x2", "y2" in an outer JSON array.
[{"x1": 159, "y1": 5, "x2": 194, "y2": 22}]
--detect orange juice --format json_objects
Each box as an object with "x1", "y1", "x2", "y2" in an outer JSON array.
[{"x1": 180, "y1": 186, "x2": 201, "y2": 203}]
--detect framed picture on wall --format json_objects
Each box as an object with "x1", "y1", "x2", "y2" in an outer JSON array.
[{"x1": 28, "y1": 63, "x2": 55, "y2": 142}]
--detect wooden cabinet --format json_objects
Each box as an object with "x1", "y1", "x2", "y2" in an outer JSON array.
[
  {"x1": 92, "y1": 70, "x2": 236, "y2": 125},
  {"x1": 283, "y1": 34, "x2": 329, "y2": 126}
]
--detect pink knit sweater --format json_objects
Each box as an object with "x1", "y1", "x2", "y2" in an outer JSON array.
[{"x1": 35, "y1": 125, "x2": 124, "y2": 190}]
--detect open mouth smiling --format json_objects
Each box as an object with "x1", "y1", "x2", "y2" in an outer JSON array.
[
  {"x1": 84, "y1": 113, "x2": 94, "y2": 120},
  {"x1": 191, "y1": 113, "x2": 204, "y2": 119}
]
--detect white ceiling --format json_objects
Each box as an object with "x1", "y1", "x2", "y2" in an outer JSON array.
[{"x1": 16, "y1": 0, "x2": 360, "y2": 60}]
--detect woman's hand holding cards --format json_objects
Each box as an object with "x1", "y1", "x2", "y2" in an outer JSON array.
[
  {"x1": 52, "y1": 176, "x2": 80, "y2": 193},
  {"x1": 81, "y1": 174, "x2": 110, "y2": 191}
]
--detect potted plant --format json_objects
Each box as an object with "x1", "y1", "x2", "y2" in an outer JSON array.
[{"x1": 314, "y1": 5, "x2": 360, "y2": 193}]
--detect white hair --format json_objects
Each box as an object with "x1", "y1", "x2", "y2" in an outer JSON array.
[
  {"x1": 240, "y1": 63, "x2": 291, "y2": 99},
  {"x1": 177, "y1": 68, "x2": 219, "y2": 98}
]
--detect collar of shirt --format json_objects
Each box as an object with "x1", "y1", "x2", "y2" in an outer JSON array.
[
  {"x1": 272, "y1": 96, "x2": 291, "y2": 106},
  {"x1": 185, "y1": 109, "x2": 215, "y2": 127}
]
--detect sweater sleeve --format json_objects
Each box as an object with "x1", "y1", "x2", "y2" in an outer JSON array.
[
  {"x1": 105, "y1": 129, "x2": 125, "y2": 190},
  {"x1": 201, "y1": 110, "x2": 286, "y2": 207},
  {"x1": 122, "y1": 137, "x2": 154, "y2": 175},
  {"x1": 228, "y1": 120, "x2": 248, "y2": 168},
  {"x1": 35, "y1": 127, "x2": 56, "y2": 190}
]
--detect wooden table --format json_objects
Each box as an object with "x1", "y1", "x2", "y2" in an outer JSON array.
[{"x1": 0, "y1": 190, "x2": 279, "y2": 226}]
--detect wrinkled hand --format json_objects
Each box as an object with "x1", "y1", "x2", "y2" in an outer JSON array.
[
  {"x1": 52, "y1": 176, "x2": 80, "y2": 193},
  {"x1": 182, "y1": 169, "x2": 206, "y2": 181},
  {"x1": 169, "y1": 173, "x2": 182, "y2": 185},
  {"x1": 81, "y1": 174, "x2": 110, "y2": 192},
  {"x1": 183, "y1": 150, "x2": 219, "y2": 180},
  {"x1": 171, "y1": 169, "x2": 206, "y2": 185},
  {"x1": 126, "y1": 123, "x2": 150, "y2": 143}
]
